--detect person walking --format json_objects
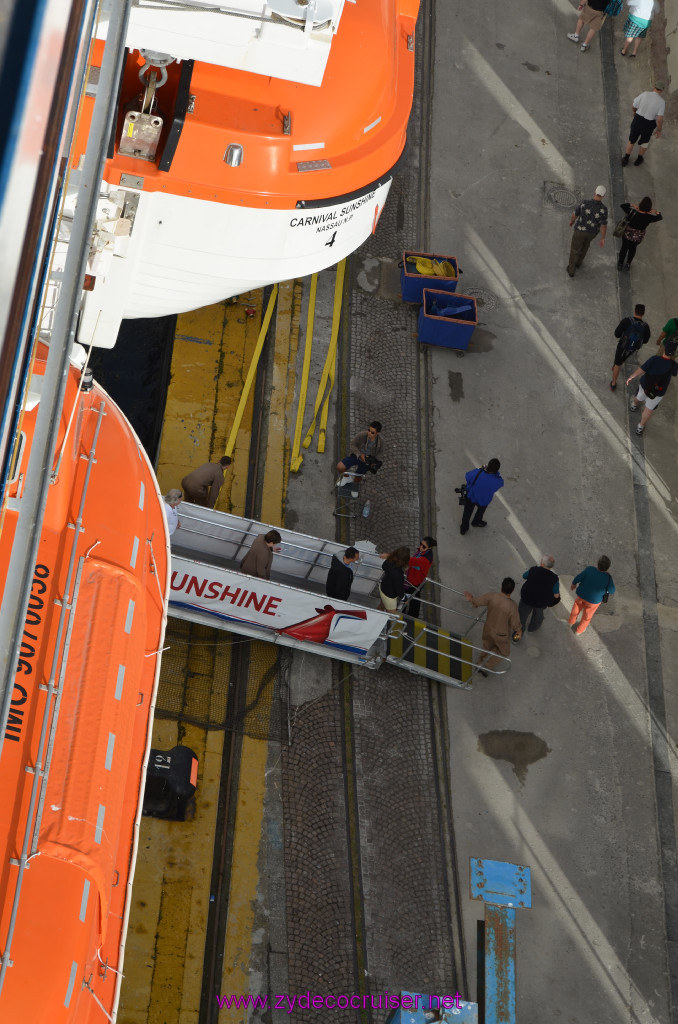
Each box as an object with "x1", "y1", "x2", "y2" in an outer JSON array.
[
  {"x1": 627, "y1": 339, "x2": 678, "y2": 434},
  {"x1": 464, "y1": 578, "x2": 522, "y2": 677},
  {"x1": 459, "y1": 459, "x2": 504, "y2": 535},
  {"x1": 622, "y1": 83, "x2": 665, "y2": 166},
  {"x1": 378, "y1": 547, "x2": 410, "y2": 611},
  {"x1": 181, "y1": 455, "x2": 232, "y2": 508},
  {"x1": 616, "y1": 197, "x2": 662, "y2": 270},
  {"x1": 567, "y1": 187, "x2": 608, "y2": 277},
  {"x1": 609, "y1": 304, "x2": 650, "y2": 390},
  {"x1": 403, "y1": 536, "x2": 437, "y2": 618},
  {"x1": 569, "y1": 556, "x2": 615, "y2": 634},
  {"x1": 620, "y1": 0, "x2": 657, "y2": 57},
  {"x1": 326, "y1": 547, "x2": 360, "y2": 601},
  {"x1": 518, "y1": 556, "x2": 560, "y2": 635},
  {"x1": 567, "y1": 0, "x2": 607, "y2": 51},
  {"x1": 654, "y1": 315, "x2": 678, "y2": 354},
  {"x1": 163, "y1": 489, "x2": 183, "y2": 537},
  {"x1": 240, "y1": 529, "x2": 282, "y2": 580}
]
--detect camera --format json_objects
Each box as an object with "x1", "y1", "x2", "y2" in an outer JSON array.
[
  {"x1": 455, "y1": 484, "x2": 467, "y2": 506},
  {"x1": 364, "y1": 455, "x2": 383, "y2": 475}
]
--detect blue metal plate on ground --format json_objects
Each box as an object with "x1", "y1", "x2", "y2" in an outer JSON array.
[
  {"x1": 469, "y1": 857, "x2": 531, "y2": 908},
  {"x1": 395, "y1": 992, "x2": 478, "y2": 1023}
]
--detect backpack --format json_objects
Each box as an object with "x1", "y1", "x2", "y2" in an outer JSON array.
[
  {"x1": 643, "y1": 371, "x2": 672, "y2": 399},
  {"x1": 621, "y1": 319, "x2": 646, "y2": 356}
]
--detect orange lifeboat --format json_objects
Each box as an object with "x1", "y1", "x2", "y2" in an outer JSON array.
[
  {"x1": 0, "y1": 350, "x2": 169, "y2": 1022},
  {"x1": 71, "y1": 0, "x2": 421, "y2": 347}
]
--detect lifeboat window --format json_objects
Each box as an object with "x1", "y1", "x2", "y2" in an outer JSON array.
[{"x1": 8, "y1": 432, "x2": 26, "y2": 486}]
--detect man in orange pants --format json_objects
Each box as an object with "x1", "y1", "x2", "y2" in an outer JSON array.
[{"x1": 569, "y1": 556, "x2": 615, "y2": 634}]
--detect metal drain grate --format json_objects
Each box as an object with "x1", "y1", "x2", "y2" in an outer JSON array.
[
  {"x1": 155, "y1": 617, "x2": 286, "y2": 741},
  {"x1": 543, "y1": 181, "x2": 582, "y2": 209},
  {"x1": 463, "y1": 287, "x2": 498, "y2": 312}
]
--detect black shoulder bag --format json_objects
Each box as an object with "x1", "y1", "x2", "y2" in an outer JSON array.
[{"x1": 601, "y1": 575, "x2": 611, "y2": 604}]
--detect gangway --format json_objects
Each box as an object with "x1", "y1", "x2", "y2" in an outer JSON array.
[{"x1": 169, "y1": 504, "x2": 511, "y2": 687}]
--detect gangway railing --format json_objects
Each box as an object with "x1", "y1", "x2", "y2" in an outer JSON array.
[{"x1": 169, "y1": 504, "x2": 511, "y2": 685}]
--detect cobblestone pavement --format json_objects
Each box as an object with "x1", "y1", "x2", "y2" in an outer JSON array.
[{"x1": 280, "y1": 2, "x2": 463, "y2": 1018}]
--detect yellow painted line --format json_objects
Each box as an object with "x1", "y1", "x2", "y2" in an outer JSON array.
[
  {"x1": 317, "y1": 259, "x2": 345, "y2": 453},
  {"x1": 224, "y1": 285, "x2": 279, "y2": 459},
  {"x1": 260, "y1": 280, "x2": 302, "y2": 525},
  {"x1": 460, "y1": 636, "x2": 474, "y2": 683},
  {"x1": 156, "y1": 293, "x2": 264, "y2": 517},
  {"x1": 217, "y1": 733, "x2": 269, "y2": 1022},
  {"x1": 437, "y1": 628, "x2": 451, "y2": 677},
  {"x1": 289, "y1": 273, "x2": 318, "y2": 473},
  {"x1": 301, "y1": 260, "x2": 345, "y2": 451},
  {"x1": 119, "y1": 720, "x2": 224, "y2": 1024}
]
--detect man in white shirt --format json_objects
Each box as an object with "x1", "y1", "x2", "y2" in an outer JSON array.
[{"x1": 622, "y1": 83, "x2": 665, "y2": 166}]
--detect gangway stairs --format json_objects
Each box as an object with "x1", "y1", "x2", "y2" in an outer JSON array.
[
  {"x1": 386, "y1": 615, "x2": 475, "y2": 687},
  {"x1": 169, "y1": 504, "x2": 511, "y2": 687}
]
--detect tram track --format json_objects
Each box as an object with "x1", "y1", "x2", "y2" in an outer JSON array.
[{"x1": 330, "y1": 0, "x2": 468, "y2": 1011}]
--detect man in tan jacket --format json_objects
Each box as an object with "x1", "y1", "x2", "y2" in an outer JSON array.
[
  {"x1": 240, "y1": 530, "x2": 282, "y2": 580},
  {"x1": 464, "y1": 578, "x2": 521, "y2": 676},
  {"x1": 181, "y1": 456, "x2": 231, "y2": 508}
]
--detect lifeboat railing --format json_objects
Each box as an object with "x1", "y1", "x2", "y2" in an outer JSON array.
[{"x1": 0, "y1": 398, "x2": 106, "y2": 991}]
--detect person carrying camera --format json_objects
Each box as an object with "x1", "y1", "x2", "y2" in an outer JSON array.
[
  {"x1": 336, "y1": 421, "x2": 383, "y2": 479},
  {"x1": 458, "y1": 459, "x2": 504, "y2": 535}
]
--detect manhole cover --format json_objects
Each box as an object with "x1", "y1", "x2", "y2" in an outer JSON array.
[
  {"x1": 463, "y1": 287, "x2": 498, "y2": 311},
  {"x1": 543, "y1": 181, "x2": 581, "y2": 209}
]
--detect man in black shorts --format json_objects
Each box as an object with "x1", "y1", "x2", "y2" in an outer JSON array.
[
  {"x1": 626, "y1": 339, "x2": 678, "y2": 435},
  {"x1": 622, "y1": 84, "x2": 665, "y2": 166},
  {"x1": 610, "y1": 304, "x2": 650, "y2": 390}
]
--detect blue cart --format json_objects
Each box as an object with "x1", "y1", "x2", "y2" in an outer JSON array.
[
  {"x1": 401, "y1": 250, "x2": 459, "y2": 303},
  {"x1": 417, "y1": 290, "x2": 477, "y2": 350}
]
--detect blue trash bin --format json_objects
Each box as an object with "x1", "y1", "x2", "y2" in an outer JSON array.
[
  {"x1": 417, "y1": 290, "x2": 477, "y2": 350},
  {"x1": 401, "y1": 251, "x2": 459, "y2": 303}
]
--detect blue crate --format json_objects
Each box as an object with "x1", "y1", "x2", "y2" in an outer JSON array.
[
  {"x1": 417, "y1": 290, "x2": 477, "y2": 350},
  {"x1": 401, "y1": 251, "x2": 459, "y2": 303}
]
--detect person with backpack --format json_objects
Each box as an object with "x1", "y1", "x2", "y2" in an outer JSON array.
[
  {"x1": 616, "y1": 196, "x2": 662, "y2": 271},
  {"x1": 626, "y1": 338, "x2": 678, "y2": 434},
  {"x1": 610, "y1": 304, "x2": 650, "y2": 390}
]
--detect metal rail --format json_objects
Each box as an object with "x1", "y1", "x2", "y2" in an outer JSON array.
[
  {"x1": 0, "y1": 400, "x2": 104, "y2": 992},
  {"x1": 386, "y1": 616, "x2": 511, "y2": 688},
  {"x1": 0, "y1": 0, "x2": 133, "y2": 763}
]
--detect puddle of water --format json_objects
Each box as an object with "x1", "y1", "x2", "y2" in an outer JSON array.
[{"x1": 477, "y1": 730, "x2": 551, "y2": 784}]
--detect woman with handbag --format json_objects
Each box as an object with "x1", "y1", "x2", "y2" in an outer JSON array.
[
  {"x1": 616, "y1": 196, "x2": 662, "y2": 270},
  {"x1": 377, "y1": 546, "x2": 410, "y2": 611}
]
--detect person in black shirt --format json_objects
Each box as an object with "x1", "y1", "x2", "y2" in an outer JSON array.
[
  {"x1": 610, "y1": 304, "x2": 650, "y2": 390},
  {"x1": 627, "y1": 342, "x2": 678, "y2": 434},
  {"x1": 617, "y1": 197, "x2": 662, "y2": 270},
  {"x1": 518, "y1": 556, "x2": 560, "y2": 635},
  {"x1": 326, "y1": 548, "x2": 360, "y2": 601},
  {"x1": 378, "y1": 547, "x2": 410, "y2": 611}
]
